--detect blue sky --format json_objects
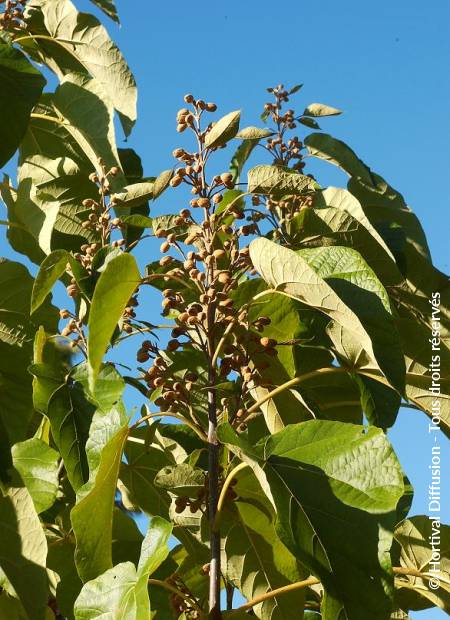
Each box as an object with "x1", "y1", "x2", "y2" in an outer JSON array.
[{"x1": 2, "y1": 0, "x2": 449, "y2": 617}]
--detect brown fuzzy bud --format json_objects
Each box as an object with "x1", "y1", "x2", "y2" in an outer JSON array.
[
  {"x1": 184, "y1": 94, "x2": 194, "y2": 103},
  {"x1": 213, "y1": 249, "x2": 226, "y2": 259},
  {"x1": 137, "y1": 350, "x2": 150, "y2": 363},
  {"x1": 217, "y1": 271, "x2": 231, "y2": 284},
  {"x1": 59, "y1": 309, "x2": 71, "y2": 319},
  {"x1": 160, "y1": 256, "x2": 173, "y2": 267},
  {"x1": 160, "y1": 241, "x2": 170, "y2": 253},
  {"x1": 260, "y1": 337, "x2": 277, "y2": 348},
  {"x1": 169, "y1": 176, "x2": 183, "y2": 187},
  {"x1": 197, "y1": 197, "x2": 210, "y2": 208},
  {"x1": 167, "y1": 339, "x2": 180, "y2": 352},
  {"x1": 66, "y1": 284, "x2": 79, "y2": 297}
]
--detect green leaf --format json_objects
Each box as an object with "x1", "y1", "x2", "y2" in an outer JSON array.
[
  {"x1": 70, "y1": 361, "x2": 125, "y2": 412},
  {"x1": 249, "y1": 238, "x2": 405, "y2": 393},
  {"x1": 54, "y1": 72, "x2": 123, "y2": 178},
  {"x1": 394, "y1": 516, "x2": 450, "y2": 612},
  {"x1": 152, "y1": 169, "x2": 174, "y2": 200},
  {"x1": 205, "y1": 110, "x2": 241, "y2": 148},
  {"x1": 71, "y1": 407, "x2": 129, "y2": 582},
  {"x1": 230, "y1": 140, "x2": 257, "y2": 184},
  {"x1": 45, "y1": 382, "x2": 93, "y2": 491},
  {"x1": 73, "y1": 518, "x2": 172, "y2": 619},
  {"x1": 303, "y1": 103, "x2": 342, "y2": 117},
  {"x1": 0, "y1": 592, "x2": 28, "y2": 620},
  {"x1": 112, "y1": 181, "x2": 154, "y2": 209},
  {"x1": 248, "y1": 165, "x2": 315, "y2": 197},
  {"x1": 0, "y1": 487, "x2": 48, "y2": 620},
  {"x1": 299, "y1": 116, "x2": 321, "y2": 130},
  {"x1": 0, "y1": 43, "x2": 46, "y2": 167},
  {"x1": 89, "y1": 0, "x2": 119, "y2": 22},
  {"x1": 295, "y1": 187, "x2": 403, "y2": 287},
  {"x1": 304, "y1": 133, "x2": 374, "y2": 185},
  {"x1": 356, "y1": 374, "x2": 401, "y2": 429},
  {"x1": 46, "y1": 537, "x2": 82, "y2": 620},
  {"x1": 155, "y1": 463, "x2": 205, "y2": 498},
  {"x1": 398, "y1": 318, "x2": 450, "y2": 437},
  {"x1": 16, "y1": 128, "x2": 100, "y2": 255},
  {"x1": 298, "y1": 245, "x2": 391, "y2": 311},
  {"x1": 236, "y1": 126, "x2": 274, "y2": 140},
  {"x1": 0, "y1": 260, "x2": 58, "y2": 444},
  {"x1": 87, "y1": 252, "x2": 140, "y2": 389},
  {"x1": 31, "y1": 249, "x2": 70, "y2": 313},
  {"x1": 222, "y1": 467, "x2": 306, "y2": 620},
  {"x1": 120, "y1": 214, "x2": 153, "y2": 229},
  {"x1": 219, "y1": 421, "x2": 405, "y2": 620},
  {"x1": 11, "y1": 438, "x2": 59, "y2": 513},
  {"x1": 0, "y1": 174, "x2": 45, "y2": 266},
  {"x1": 24, "y1": 0, "x2": 137, "y2": 136}
]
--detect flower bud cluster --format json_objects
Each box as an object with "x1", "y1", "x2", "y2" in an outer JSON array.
[{"x1": 0, "y1": 0, "x2": 27, "y2": 31}]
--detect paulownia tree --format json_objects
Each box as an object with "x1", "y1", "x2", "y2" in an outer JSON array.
[{"x1": 0, "y1": 1, "x2": 449, "y2": 619}]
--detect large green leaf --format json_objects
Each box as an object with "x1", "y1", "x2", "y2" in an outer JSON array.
[
  {"x1": 155, "y1": 463, "x2": 205, "y2": 498},
  {"x1": 348, "y1": 172, "x2": 450, "y2": 330},
  {"x1": 303, "y1": 103, "x2": 342, "y2": 117},
  {"x1": 112, "y1": 181, "x2": 155, "y2": 210},
  {"x1": 0, "y1": 260, "x2": 58, "y2": 444},
  {"x1": 87, "y1": 252, "x2": 140, "y2": 389},
  {"x1": 71, "y1": 406, "x2": 129, "y2": 582},
  {"x1": 46, "y1": 536, "x2": 82, "y2": 620},
  {"x1": 398, "y1": 318, "x2": 450, "y2": 437},
  {"x1": 249, "y1": 238, "x2": 405, "y2": 393},
  {"x1": 394, "y1": 516, "x2": 450, "y2": 612},
  {"x1": 0, "y1": 487, "x2": 48, "y2": 620},
  {"x1": 248, "y1": 165, "x2": 315, "y2": 197},
  {"x1": 89, "y1": 0, "x2": 119, "y2": 22},
  {"x1": 304, "y1": 133, "x2": 374, "y2": 185},
  {"x1": 222, "y1": 467, "x2": 306, "y2": 620},
  {"x1": 31, "y1": 249, "x2": 70, "y2": 314},
  {"x1": 24, "y1": 0, "x2": 137, "y2": 136},
  {"x1": 297, "y1": 244, "x2": 404, "y2": 423},
  {"x1": 11, "y1": 438, "x2": 59, "y2": 513},
  {"x1": 291, "y1": 187, "x2": 402, "y2": 287},
  {"x1": 205, "y1": 110, "x2": 240, "y2": 148},
  {"x1": 53, "y1": 73, "x2": 123, "y2": 176},
  {"x1": 31, "y1": 342, "x2": 103, "y2": 492},
  {"x1": 17, "y1": 149, "x2": 98, "y2": 256},
  {"x1": 0, "y1": 43, "x2": 46, "y2": 167},
  {"x1": 230, "y1": 139, "x2": 257, "y2": 184},
  {"x1": 120, "y1": 426, "x2": 208, "y2": 558},
  {"x1": 73, "y1": 518, "x2": 172, "y2": 619},
  {"x1": 232, "y1": 279, "x2": 362, "y2": 428},
  {"x1": 219, "y1": 421, "x2": 405, "y2": 620},
  {"x1": 70, "y1": 361, "x2": 125, "y2": 412},
  {"x1": 0, "y1": 175, "x2": 45, "y2": 266}
]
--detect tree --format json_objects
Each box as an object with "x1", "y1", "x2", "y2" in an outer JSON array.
[{"x1": 0, "y1": 1, "x2": 448, "y2": 619}]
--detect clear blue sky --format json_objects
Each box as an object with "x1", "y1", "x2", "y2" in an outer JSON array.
[{"x1": 2, "y1": 0, "x2": 450, "y2": 617}]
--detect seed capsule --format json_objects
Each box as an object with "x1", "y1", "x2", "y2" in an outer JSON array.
[{"x1": 260, "y1": 337, "x2": 277, "y2": 348}]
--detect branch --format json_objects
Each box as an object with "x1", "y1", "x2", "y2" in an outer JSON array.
[
  {"x1": 232, "y1": 567, "x2": 447, "y2": 614},
  {"x1": 213, "y1": 462, "x2": 248, "y2": 532},
  {"x1": 234, "y1": 576, "x2": 320, "y2": 613},
  {"x1": 129, "y1": 411, "x2": 207, "y2": 441},
  {"x1": 246, "y1": 366, "x2": 349, "y2": 416}
]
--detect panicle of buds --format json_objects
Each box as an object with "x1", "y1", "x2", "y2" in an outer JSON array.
[{"x1": 0, "y1": 0, "x2": 28, "y2": 32}]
